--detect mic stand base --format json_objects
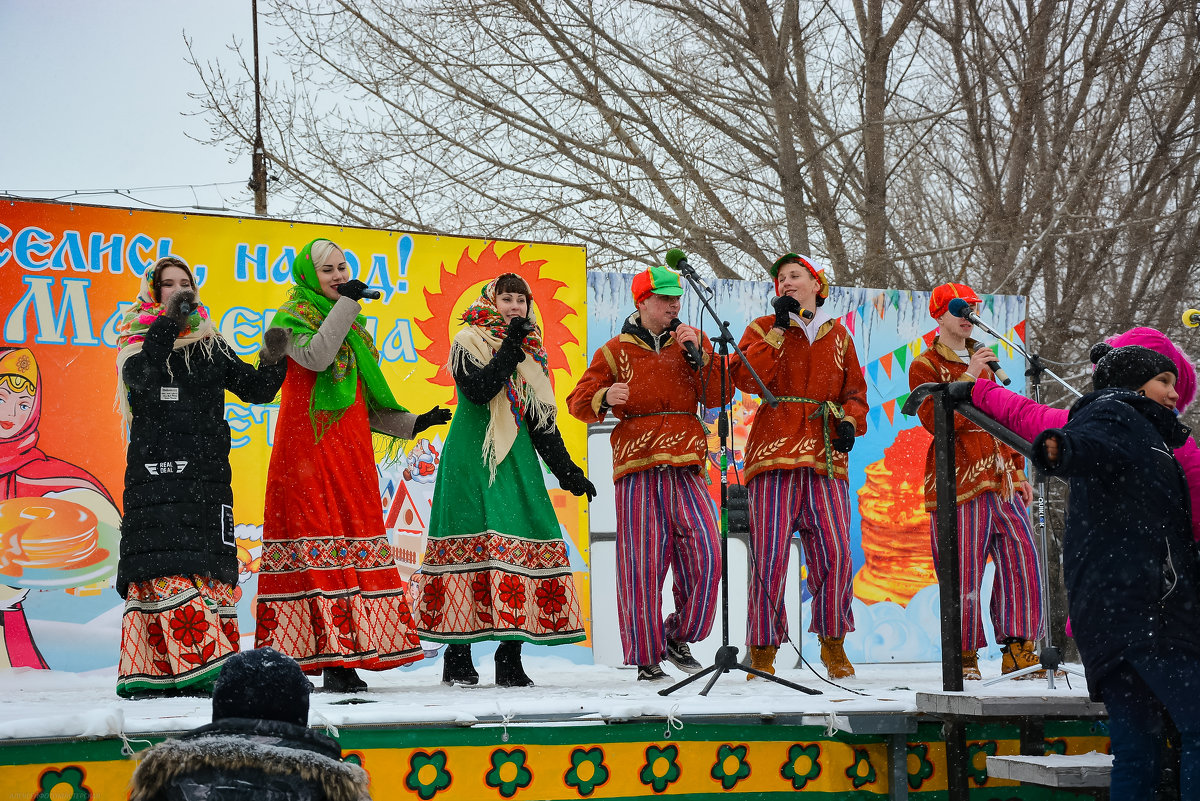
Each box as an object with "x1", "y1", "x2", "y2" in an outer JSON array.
[{"x1": 660, "y1": 645, "x2": 822, "y2": 697}]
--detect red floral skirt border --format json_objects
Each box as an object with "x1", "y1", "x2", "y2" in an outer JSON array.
[
  {"x1": 253, "y1": 588, "x2": 424, "y2": 672},
  {"x1": 117, "y1": 575, "x2": 238, "y2": 698},
  {"x1": 412, "y1": 532, "x2": 586, "y2": 645}
]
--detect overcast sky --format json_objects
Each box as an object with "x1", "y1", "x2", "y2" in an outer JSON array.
[{"x1": 1, "y1": 0, "x2": 261, "y2": 214}]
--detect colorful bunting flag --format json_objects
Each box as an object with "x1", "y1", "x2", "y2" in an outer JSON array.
[
  {"x1": 894, "y1": 344, "x2": 909, "y2": 372},
  {"x1": 880, "y1": 352, "x2": 894, "y2": 379},
  {"x1": 883, "y1": 399, "x2": 896, "y2": 425}
]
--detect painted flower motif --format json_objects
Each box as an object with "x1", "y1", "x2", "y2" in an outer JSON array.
[
  {"x1": 845, "y1": 748, "x2": 877, "y2": 789},
  {"x1": 34, "y1": 766, "x2": 91, "y2": 801},
  {"x1": 498, "y1": 575, "x2": 526, "y2": 609},
  {"x1": 485, "y1": 748, "x2": 533, "y2": 798},
  {"x1": 564, "y1": 747, "x2": 609, "y2": 797},
  {"x1": 906, "y1": 743, "x2": 934, "y2": 790},
  {"x1": 406, "y1": 750, "x2": 452, "y2": 800},
  {"x1": 331, "y1": 598, "x2": 354, "y2": 635},
  {"x1": 781, "y1": 743, "x2": 822, "y2": 790},
  {"x1": 710, "y1": 743, "x2": 750, "y2": 790},
  {"x1": 472, "y1": 575, "x2": 493, "y2": 606},
  {"x1": 146, "y1": 620, "x2": 169, "y2": 655},
  {"x1": 169, "y1": 605, "x2": 209, "y2": 647},
  {"x1": 639, "y1": 744, "x2": 681, "y2": 793},
  {"x1": 222, "y1": 618, "x2": 239, "y2": 646},
  {"x1": 423, "y1": 576, "x2": 446, "y2": 612},
  {"x1": 967, "y1": 741, "x2": 997, "y2": 786},
  {"x1": 534, "y1": 579, "x2": 567, "y2": 615},
  {"x1": 254, "y1": 605, "x2": 278, "y2": 644}
]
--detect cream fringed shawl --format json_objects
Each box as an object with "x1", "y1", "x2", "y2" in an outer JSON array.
[{"x1": 449, "y1": 326, "x2": 557, "y2": 484}]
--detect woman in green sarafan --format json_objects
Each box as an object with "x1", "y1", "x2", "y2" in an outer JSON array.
[{"x1": 412, "y1": 273, "x2": 595, "y2": 687}]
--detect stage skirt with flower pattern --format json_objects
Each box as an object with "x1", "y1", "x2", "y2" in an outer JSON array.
[
  {"x1": 411, "y1": 396, "x2": 585, "y2": 645},
  {"x1": 117, "y1": 575, "x2": 238, "y2": 697},
  {"x1": 254, "y1": 367, "x2": 423, "y2": 671}
]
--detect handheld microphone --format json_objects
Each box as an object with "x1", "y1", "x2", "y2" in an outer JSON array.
[
  {"x1": 1184, "y1": 309, "x2": 1200, "y2": 329},
  {"x1": 360, "y1": 288, "x2": 382, "y2": 300},
  {"x1": 667, "y1": 318, "x2": 703, "y2": 371},
  {"x1": 948, "y1": 299, "x2": 1011, "y2": 385}
]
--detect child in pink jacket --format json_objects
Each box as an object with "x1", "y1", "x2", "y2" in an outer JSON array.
[{"x1": 971, "y1": 326, "x2": 1199, "y2": 543}]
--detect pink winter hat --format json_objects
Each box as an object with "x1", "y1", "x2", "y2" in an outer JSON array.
[{"x1": 1105, "y1": 327, "x2": 1196, "y2": 413}]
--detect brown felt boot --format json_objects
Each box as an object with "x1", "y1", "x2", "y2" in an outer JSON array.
[
  {"x1": 1001, "y1": 638, "x2": 1044, "y2": 680},
  {"x1": 745, "y1": 645, "x2": 777, "y2": 680},
  {"x1": 962, "y1": 650, "x2": 982, "y2": 680},
  {"x1": 819, "y1": 635, "x2": 856, "y2": 679}
]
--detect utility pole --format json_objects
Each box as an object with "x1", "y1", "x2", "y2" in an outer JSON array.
[{"x1": 249, "y1": 0, "x2": 268, "y2": 216}]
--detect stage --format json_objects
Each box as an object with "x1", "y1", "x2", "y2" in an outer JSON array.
[{"x1": 0, "y1": 653, "x2": 1110, "y2": 800}]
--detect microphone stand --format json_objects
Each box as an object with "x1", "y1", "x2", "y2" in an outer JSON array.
[
  {"x1": 965, "y1": 313, "x2": 1081, "y2": 399},
  {"x1": 659, "y1": 262, "x2": 819, "y2": 697},
  {"x1": 981, "y1": 348, "x2": 1085, "y2": 688}
]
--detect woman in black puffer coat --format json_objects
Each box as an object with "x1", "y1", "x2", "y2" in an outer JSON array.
[
  {"x1": 128, "y1": 648, "x2": 371, "y2": 801},
  {"x1": 1031, "y1": 344, "x2": 1200, "y2": 801},
  {"x1": 114, "y1": 257, "x2": 286, "y2": 699}
]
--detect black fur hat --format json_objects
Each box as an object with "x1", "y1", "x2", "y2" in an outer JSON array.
[
  {"x1": 1090, "y1": 343, "x2": 1176, "y2": 392},
  {"x1": 211, "y1": 647, "x2": 310, "y2": 727}
]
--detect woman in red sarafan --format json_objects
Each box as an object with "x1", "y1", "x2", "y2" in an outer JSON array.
[{"x1": 255, "y1": 238, "x2": 450, "y2": 693}]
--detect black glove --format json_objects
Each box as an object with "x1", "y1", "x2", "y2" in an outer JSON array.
[
  {"x1": 831, "y1": 419, "x2": 856, "y2": 453},
  {"x1": 163, "y1": 290, "x2": 196, "y2": 331},
  {"x1": 260, "y1": 327, "x2": 289, "y2": 365},
  {"x1": 771, "y1": 295, "x2": 801, "y2": 329},
  {"x1": 413, "y1": 406, "x2": 453, "y2": 435},
  {"x1": 946, "y1": 380, "x2": 974, "y2": 403},
  {"x1": 504, "y1": 315, "x2": 536, "y2": 343},
  {"x1": 560, "y1": 471, "x2": 597, "y2": 502},
  {"x1": 337, "y1": 279, "x2": 372, "y2": 301}
]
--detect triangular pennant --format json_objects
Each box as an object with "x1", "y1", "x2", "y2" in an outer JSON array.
[
  {"x1": 894, "y1": 345, "x2": 909, "y2": 372},
  {"x1": 888, "y1": 288, "x2": 901, "y2": 309},
  {"x1": 869, "y1": 406, "x2": 883, "y2": 429},
  {"x1": 922, "y1": 329, "x2": 937, "y2": 347},
  {"x1": 896, "y1": 392, "x2": 911, "y2": 417},
  {"x1": 1014, "y1": 320, "x2": 1027, "y2": 342},
  {"x1": 910, "y1": 341, "x2": 922, "y2": 358},
  {"x1": 844, "y1": 310, "x2": 856, "y2": 335},
  {"x1": 867, "y1": 360, "x2": 880, "y2": 385},
  {"x1": 884, "y1": 398, "x2": 896, "y2": 425},
  {"x1": 985, "y1": 295, "x2": 996, "y2": 314},
  {"x1": 880, "y1": 352, "x2": 894, "y2": 378}
]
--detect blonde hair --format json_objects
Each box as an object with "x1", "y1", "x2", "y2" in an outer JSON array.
[
  {"x1": 308, "y1": 240, "x2": 343, "y2": 271},
  {"x1": 0, "y1": 374, "x2": 34, "y2": 395}
]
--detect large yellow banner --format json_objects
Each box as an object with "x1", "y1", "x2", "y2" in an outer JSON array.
[{"x1": 0, "y1": 199, "x2": 590, "y2": 670}]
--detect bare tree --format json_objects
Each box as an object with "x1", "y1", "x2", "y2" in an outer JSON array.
[{"x1": 190, "y1": 0, "x2": 932, "y2": 281}]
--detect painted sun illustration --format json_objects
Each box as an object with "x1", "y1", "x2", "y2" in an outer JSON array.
[{"x1": 414, "y1": 241, "x2": 579, "y2": 389}]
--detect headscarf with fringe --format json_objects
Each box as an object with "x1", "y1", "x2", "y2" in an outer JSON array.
[
  {"x1": 267, "y1": 238, "x2": 408, "y2": 445},
  {"x1": 450, "y1": 276, "x2": 556, "y2": 484},
  {"x1": 114, "y1": 258, "x2": 219, "y2": 432}
]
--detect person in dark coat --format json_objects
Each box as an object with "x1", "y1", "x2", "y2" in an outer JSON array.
[
  {"x1": 1031, "y1": 343, "x2": 1200, "y2": 801},
  {"x1": 114, "y1": 257, "x2": 287, "y2": 699},
  {"x1": 128, "y1": 647, "x2": 371, "y2": 801}
]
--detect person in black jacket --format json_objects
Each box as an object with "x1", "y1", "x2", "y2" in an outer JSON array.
[
  {"x1": 1031, "y1": 343, "x2": 1200, "y2": 801},
  {"x1": 114, "y1": 256, "x2": 287, "y2": 699},
  {"x1": 128, "y1": 647, "x2": 371, "y2": 801},
  {"x1": 410, "y1": 272, "x2": 595, "y2": 687}
]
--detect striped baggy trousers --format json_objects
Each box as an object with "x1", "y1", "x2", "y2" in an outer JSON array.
[
  {"x1": 928, "y1": 491, "x2": 1043, "y2": 650},
  {"x1": 747, "y1": 467, "x2": 854, "y2": 645},
  {"x1": 614, "y1": 466, "x2": 721, "y2": 667}
]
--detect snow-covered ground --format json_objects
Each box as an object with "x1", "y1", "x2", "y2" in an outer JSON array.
[{"x1": 0, "y1": 651, "x2": 1092, "y2": 743}]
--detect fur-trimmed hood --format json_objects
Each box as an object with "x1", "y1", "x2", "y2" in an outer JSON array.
[{"x1": 128, "y1": 718, "x2": 370, "y2": 801}]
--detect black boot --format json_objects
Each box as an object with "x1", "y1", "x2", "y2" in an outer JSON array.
[
  {"x1": 322, "y1": 666, "x2": 368, "y2": 693},
  {"x1": 441, "y1": 643, "x2": 479, "y2": 686},
  {"x1": 495, "y1": 640, "x2": 534, "y2": 687}
]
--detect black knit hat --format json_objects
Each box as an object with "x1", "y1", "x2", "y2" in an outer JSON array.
[
  {"x1": 211, "y1": 647, "x2": 310, "y2": 727},
  {"x1": 1090, "y1": 343, "x2": 1177, "y2": 392}
]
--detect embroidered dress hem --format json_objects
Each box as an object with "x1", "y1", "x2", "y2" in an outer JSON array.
[
  {"x1": 117, "y1": 575, "x2": 238, "y2": 698},
  {"x1": 414, "y1": 530, "x2": 586, "y2": 646}
]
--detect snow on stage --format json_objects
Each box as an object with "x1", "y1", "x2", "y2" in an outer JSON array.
[{"x1": 1, "y1": 653, "x2": 1109, "y2": 800}]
